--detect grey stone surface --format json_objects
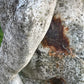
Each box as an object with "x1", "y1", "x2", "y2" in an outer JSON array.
[
  {"x1": 21, "y1": 0, "x2": 84, "y2": 84},
  {"x1": 0, "y1": 0, "x2": 56, "y2": 84},
  {"x1": 55, "y1": 0, "x2": 84, "y2": 60},
  {"x1": 10, "y1": 74, "x2": 23, "y2": 84},
  {"x1": 0, "y1": 0, "x2": 84, "y2": 84}
]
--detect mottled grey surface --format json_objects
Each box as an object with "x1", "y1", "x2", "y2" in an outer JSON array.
[
  {"x1": 0, "y1": 0, "x2": 56, "y2": 84},
  {"x1": 55, "y1": 0, "x2": 84, "y2": 60},
  {"x1": 10, "y1": 74, "x2": 23, "y2": 84},
  {"x1": 21, "y1": 0, "x2": 84, "y2": 84},
  {"x1": 0, "y1": 0, "x2": 84, "y2": 84}
]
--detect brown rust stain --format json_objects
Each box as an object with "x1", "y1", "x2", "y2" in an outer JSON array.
[
  {"x1": 56, "y1": 63, "x2": 59, "y2": 68},
  {"x1": 41, "y1": 16, "x2": 72, "y2": 57},
  {"x1": 49, "y1": 77, "x2": 66, "y2": 84}
]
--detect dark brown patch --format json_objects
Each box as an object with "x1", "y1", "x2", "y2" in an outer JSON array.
[
  {"x1": 49, "y1": 77, "x2": 66, "y2": 84},
  {"x1": 41, "y1": 16, "x2": 72, "y2": 57},
  {"x1": 56, "y1": 63, "x2": 59, "y2": 68}
]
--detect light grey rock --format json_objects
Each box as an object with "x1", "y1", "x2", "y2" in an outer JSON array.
[
  {"x1": 0, "y1": 0, "x2": 84, "y2": 84},
  {"x1": 21, "y1": 0, "x2": 84, "y2": 84},
  {"x1": 55, "y1": 0, "x2": 84, "y2": 60},
  {"x1": 0, "y1": 0, "x2": 57, "y2": 84},
  {"x1": 9, "y1": 74, "x2": 23, "y2": 84}
]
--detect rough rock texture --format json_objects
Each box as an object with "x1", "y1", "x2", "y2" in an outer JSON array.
[
  {"x1": 0, "y1": 0, "x2": 84, "y2": 84},
  {"x1": 20, "y1": 0, "x2": 84, "y2": 84},
  {"x1": 10, "y1": 74, "x2": 23, "y2": 84},
  {"x1": 0, "y1": 0, "x2": 56, "y2": 84}
]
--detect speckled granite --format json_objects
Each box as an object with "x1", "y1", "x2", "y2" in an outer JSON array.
[
  {"x1": 0, "y1": 0, "x2": 56, "y2": 84},
  {"x1": 21, "y1": 0, "x2": 84, "y2": 84},
  {"x1": 0, "y1": 0, "x2": 84, "y2": 84}
]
